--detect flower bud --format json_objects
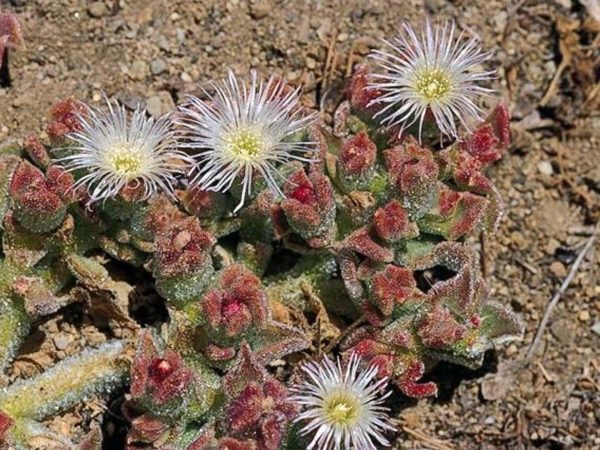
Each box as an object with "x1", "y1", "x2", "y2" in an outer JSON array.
[
  {"x1": 153, "y1": 217, "x2": 215, "y2": 305},
  {"x1": 9, "y1": 161, "x2": 66, "y2": 233},
  {"x1": 0, "y1": 12, "x2": 22, "y2": 67},
  {"x1": 23, "y1": 134, "x2": 50, "y2": 168},
  {"x1": 417, "y1": 304, "x2": 467, "y2": 348},
  {"x1": 419, "y1": 188, "x2": 488, "y2": 240},
  {"x1": 46, "y1": 98, "x2": 86, "y2": 144},
  {"x1": 130, "y1": 331, "x2": 194, "y2": 411},
  {"x1": 369, "y1": 264, "x2": 417, "y2": 317},
  {"x1": 460, "y1": 104, "x2": 510, "y2": 166},
  {"x1": 199, "y1": 264, "x2": 268, "y2": 339},
  {"x1": 222, "y1": 344, "x2": 297, "y2": 450},
  {"x1": 383, "y1": 138, "x2": 439, "y2": 219},
  {"x1": 278, "y1": 169, "x2": 336, "y2": 248},
  {"x1": 347, "y1": 64, "x2": 381, "y2": 114},
  {"x1": 338, "y1": 131, "x2": 377, "y2": 188},
  {"x1": 373, "y1": 200, "x2": 418, "y2": 242},
  {"x1": 343, "y1": 228, "x2": 393, "y2": 263}
]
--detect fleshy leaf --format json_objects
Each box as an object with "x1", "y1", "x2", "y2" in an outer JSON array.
[{"x1": 480, "y1": 300, "x2": 524, "y2": 344}]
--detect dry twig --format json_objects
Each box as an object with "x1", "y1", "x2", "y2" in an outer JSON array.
[
  {"x1": 323, "y1": 30, "x2": 338, "y2": 88},
  {"x1": 526, "y1": 224, "x2": 598, "y2": 361},
  {"x1": 401, "y1": 426, "x2": 456, "y2": 450},
  {"x1": 539, "y1": 60, "x2": 569, "y2": 107}
]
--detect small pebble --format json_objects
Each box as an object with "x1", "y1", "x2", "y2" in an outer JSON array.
[
  {"x1": 146, "y1": 96, "x2": 163, "y2": 118},
  {"x1": 146, "y1": 91, "x2": 174, "y2": 117},
  {"x1": 118, "y1": 94, "x2": 145, "y2": 111},
  {"x1": 545, "y1": 238, "x2": 561, "y2": 255},
  {"x1": 180, "y1": 72, "x2": 193, "y2": 83},
  {"x1": 555, "y1": 0, "x2": 572, "y2": 8},
  {"x1": 129, "y1": 60, "x2": 148, "y2": 81},
  {"x1": 550, "y1": 318, "x2": 572, "y2": 345},
  {"x1": 506, "y1": 344, "x2": 518, "y2": 356},
  {"x1": 425, "y1": 0, "x2": 446, "y2": 13},
  {"x1": 287, "y1": 71, "x2": 300, "y2": 82},
  {"x1": 250, "y1": 1, "x2": 270, "y2": 19},
  {"x1": 151, "y1": 59, "x2": 167, "y2": 75},
  {"x1": 492, "y1": 11, "x2": 508, "y2": 33},
  {"x1": 176, "y1": 28, "x2": 186, "y2": 43},
  {"x1": 591, "y1": 321, "x2": 600, "y2": 336},
  {"x1": 46, "y1": 321, "x2": 59, "y2": 334},
  {"x1": 537, "y1": 161, "x2": 553, "y2": 176},
  {"x1": 351, "y1": 9, "x2": 365, "y2": 21},
  {"x1": 297, "y1": 17, "x2": 311, "y2": 43},
  {"x1": 305, "y1": 57, "x2": 317, "y2": 70},
  {"x1": 52, "y1": 334, "x2": 70, "y2": 351},
  {"x1": 578, "y1": 310, "x2": 590, "y2": 322},
  {"x1": 317, "y1": 19, "x2": 332, "y2": 42},
  {"x1": 549, "y1": 261, "x2": 566, "y2": 278},
  {"x1": 88, "y1": 2, "x2": 108, "y2": 18},
  {"x1": 12, "y1": 95, "x2": 27, "y2": 108}
]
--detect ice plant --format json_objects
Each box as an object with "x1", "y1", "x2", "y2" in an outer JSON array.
[
  {"x1": 53, "y1": 98, "x2": 191, "y2": 204},
  {"x1": 289, "y1": 353, "x2": 394, "y2": 450},
  {"x1": 177, "y1": 70, "x2": 318, "y2": 211},
  {"x1": 368, "y1": 21, "x2": 494, "y2": 140},
  {"x1": 0, "y1": 12, "x2": 23, "y2": 68},
  {"x1": 0, "y1": 23, "x2": 522, "y2": 448}
]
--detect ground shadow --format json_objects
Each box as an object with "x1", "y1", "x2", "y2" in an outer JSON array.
[
  {"x1": 101, "y1": 392, "x2": 128, "y2": 450},
  {"x1": 422, "y1": 350, "x2": 499, "y2": 403},
  {"x1": 0, "y1": 51, "x2": 11, "y2": 88}
]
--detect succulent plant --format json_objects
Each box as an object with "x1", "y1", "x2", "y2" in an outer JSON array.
[
  {"x1": 0, "y1": 20, "x2": 521, "y2": 450},
  {"x1": 0, "y1": 11, "x2": 22, "y2": 69}
]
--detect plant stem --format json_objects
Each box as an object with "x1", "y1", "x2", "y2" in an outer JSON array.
[{"x1": 0, "y1": 340, "x2": 128, "y2": 420}]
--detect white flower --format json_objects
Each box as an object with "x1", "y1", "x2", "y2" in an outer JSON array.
[
  {"x1": 176, "y1": 70, "x2": 318, "y2": 212},
  {"x1": 55, "y1": 98, "x2": 190, "y2": 204},
  {"x1": 289, "y1": 353, "x2": 395, "y2": 450},
  {"x1": 368, "y1": 21, "x2": 495, "y2": 141}
]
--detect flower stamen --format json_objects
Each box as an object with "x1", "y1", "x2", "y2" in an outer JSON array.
[
  {"x1": 225, "y1": 127, "x2": 265, "y2": 159},
  {"x1": 324, "y1": 391, "x2": 360, "y2": 425},
  {"x1": 108, "y1": 147, "x2": 144, "y2": 176},
  {"x1": 414, "y1": 69, "x2": 451, "y2": 101}
]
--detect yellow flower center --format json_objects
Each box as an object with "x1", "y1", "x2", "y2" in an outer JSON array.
[
  {"x1": 415, "y1": 69, "x2": 451, "y2": 102},
  {"x1": 323, "y1": 391, "x2": 360, "y2": 426},
  {"x1": 108, "y1": 146, "x2": 144, "y2": 177},
  {"x1": 226, "y1": 127, "x2": 264, "y2": 160}
]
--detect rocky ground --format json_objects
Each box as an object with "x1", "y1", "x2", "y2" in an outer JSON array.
[{"x1": 0, "y1": 0, "x2": 598, "y2": 449}]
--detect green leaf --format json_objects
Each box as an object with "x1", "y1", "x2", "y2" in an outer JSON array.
[
  {"x1": 480, "y1": 300, "x2": 523, "y2": 344},
  {"x1": 66, "y1": 253, "x2": 109, "y2": 287},
  {"x1": 0, "y1": 296, "x2": 29, "y2": 372}
]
